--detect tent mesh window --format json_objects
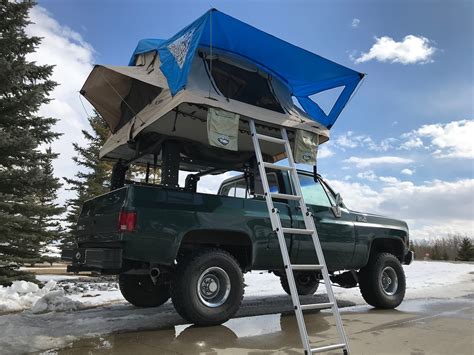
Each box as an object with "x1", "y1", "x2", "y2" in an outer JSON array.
[
  {"x1": 117, "y1": 79, "x2": 163, "y2": 133},
  {"x1": 206, "y1": 58, "x2": 284, "y2": 113}
]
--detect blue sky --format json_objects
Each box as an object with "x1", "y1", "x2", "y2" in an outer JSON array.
[{"x1": 30, "y1": 0, "x2": 473, "y2": 238}]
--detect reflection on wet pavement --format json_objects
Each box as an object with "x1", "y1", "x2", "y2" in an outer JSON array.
[{"x1": 49, "y1": 297, "x2": 474, "y2": 355}]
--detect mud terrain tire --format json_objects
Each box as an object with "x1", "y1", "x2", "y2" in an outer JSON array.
[
  {"x1": 280, "y1": 272, "x2": 320, "y2": 296},
  {"x1": 119, "y1": 273, "x2": 170, "y2": 307},
  {"x1": 358, "y1": 252, "x2": 406, "y2": 309},
  {"x1": 171, "y1": 248, "x2": 244, "y2": 326}
]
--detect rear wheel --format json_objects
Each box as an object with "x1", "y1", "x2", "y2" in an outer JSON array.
[
  {"x1": 280, "y1": 272, "x2": 320, "y2": 296},
  {"x1": 358, "y1": 253, "x2": 406, "y2": 309},
  {"x1": 171, "y1": 249, "x2": 244, "y2": 326},
  {"x1": 119, "y1": 273, "x2": 170, "y2": 308}
]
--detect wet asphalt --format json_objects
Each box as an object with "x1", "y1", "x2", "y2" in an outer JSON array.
[{"x1": 46, "y1": 295, "x2": 474, "y2": 355}]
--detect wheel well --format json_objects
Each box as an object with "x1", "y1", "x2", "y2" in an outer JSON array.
[
  {"x1": 370, "y1": 238, "x2": 405, "y2": 261},
  {"x1": 179, "y1": 230, "x2": 252, "y2": 270}
]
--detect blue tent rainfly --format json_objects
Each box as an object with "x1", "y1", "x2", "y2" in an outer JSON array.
[{"x1": 129, "y1": 9, "x2": 364, "y2": 129}]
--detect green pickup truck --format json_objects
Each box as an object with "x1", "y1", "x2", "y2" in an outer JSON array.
[{"x1": 63, "y1": 169, "x2": 413, "y2": 326}]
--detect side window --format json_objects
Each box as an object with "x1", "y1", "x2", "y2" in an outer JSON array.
[
  {"x1": 219, "y1": 183, "x2": 233, "y2": 197},
  {"x1": 298, "y1": 174, "x2": 332, "y2": 207},
  {"x1": 220, "y1": 180, "x2": 249, "y2": 198},
  {"x1": 219, "y1": 173, "x2": 280, "y2": 198}
]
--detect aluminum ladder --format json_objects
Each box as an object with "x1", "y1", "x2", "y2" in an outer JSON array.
[{"x1": 249, "y1": 119, "x2": 350, "y2": 355}]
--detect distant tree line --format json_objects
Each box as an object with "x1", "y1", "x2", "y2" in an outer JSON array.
[{"x1": 410, "y1": 235, "x2": 474, "y2": 262}]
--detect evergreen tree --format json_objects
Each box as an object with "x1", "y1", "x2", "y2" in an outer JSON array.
[
  {"x1": 62, "y1": 114, "x2": 113, "y2": 248},
  {"x1": 37, "y1": 147, "x2": 65, "y2": 260},
  {"x1": 456, "y1": 238, "x2": 474, "y2": 261},
  {"x1": 0, "y1": 1, "x2": 61, "y2": 285}
]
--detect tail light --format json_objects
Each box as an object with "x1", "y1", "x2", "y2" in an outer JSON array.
[{"x1": 118, "y1": 210, "x2": 137, "y2": 232}]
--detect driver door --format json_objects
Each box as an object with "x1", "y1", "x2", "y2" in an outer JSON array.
[{"x1": 293, "y1": 173, "x2": 356, "y2": 271}]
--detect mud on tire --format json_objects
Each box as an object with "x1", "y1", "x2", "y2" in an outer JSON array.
[
  {"x1": 170, "y1": 248, "x2": 244, "y2": 326},
  {"x1": 119, "y1": 273, "x2": 170, "y2": 308},
  {"x1": 358, "y1": 252, "x2": 406, "y2": 309}
]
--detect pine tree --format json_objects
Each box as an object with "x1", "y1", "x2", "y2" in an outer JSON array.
[
  {"x1": 0, "y1": 1, "x2": 61, "y2": 285},
  {"x1": 37, "y1": 147, "x2": 65, "y2": 260},
  {"x1": 62, "y1": 114, "x2": 113, "y2": 248},
  {"x1": 456, "y1": 238, "x2": 474, "y2": 261}
]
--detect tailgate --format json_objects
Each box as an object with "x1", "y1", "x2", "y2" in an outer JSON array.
[{"x1": 77, "y1": 187, "x2": 128, "y2": 242}]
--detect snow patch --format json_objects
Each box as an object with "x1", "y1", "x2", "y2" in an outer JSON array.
[
  {"x1": 0, "y1": 281, "x2": 57, "y2": 313},
  {"x1": 31, "y1": 290, "x2": 84, "y2": 314}
]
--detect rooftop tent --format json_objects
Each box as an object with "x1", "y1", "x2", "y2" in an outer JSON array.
[
  {"x1": 129, "y1": 9, "x2": 364, "y2": 129},
  {"x1": 80, "y1": 9, "x2": 363, "y2": 169}
]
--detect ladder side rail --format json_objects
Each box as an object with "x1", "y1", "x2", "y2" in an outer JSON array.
[
  {"x1": 249, "y1": 120, "x2": 312, "y2": 353},
  {"x1": 281, "y1": 128, "x2": 351, "y2": 354}
]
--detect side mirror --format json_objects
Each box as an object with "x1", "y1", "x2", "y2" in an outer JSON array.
[{"x1": 331, "y1": 193, "x2": 343, "y2": 218}]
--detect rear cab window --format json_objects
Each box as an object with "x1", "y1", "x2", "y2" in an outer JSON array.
[{"x1": 219, "y1": 173, "x2": 280, "y2": 199}]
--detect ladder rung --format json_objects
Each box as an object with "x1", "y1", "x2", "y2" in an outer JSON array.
[
  {"x1": 256, "y1": 133, "x2": 286, "y2": 144},
  {"x1": 300, "y1": 302, "x2": 333, "y2": 311},
  {"x1": 311, "y1": 343, "x2": 347, "y2": 353},
  {"x1": 262, "y1": 162, "x2": 291, "y2": 171},
  {"x1": 291, "y1": 264, "x2": 324, "y2": 271},
  {"x1": 282, "y1": 227, "x2": 314, "y2": 235},
  {"x1": 270, "y1": 193, "x2": 301, "y2": 201}
]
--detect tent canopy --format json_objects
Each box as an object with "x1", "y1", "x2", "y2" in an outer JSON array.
[{"x1": 129, "y1": 9, "x2": 363, "y2": 129}]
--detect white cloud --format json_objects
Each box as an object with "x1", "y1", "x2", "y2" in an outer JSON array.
[
  {"x1": 414, "y1": 120, "x2": 474, "y2": 159},
  {"x1": 26, "y1": 6, "x2": 94, "y2": 204},
  {"x1": 334, "y1": 132, "x2": 394, "y2": 152},
  {"x1": 354, "y1": 35, "x2": 437, "y2": 64},
  {"x1": 401, "y1": 168, "x2": 414, "y2": 176},
  {"x1": 335, "y1": 131, "x2": 358, "y2": 149},
  {"x1": 318, "y1": 145, "x2": 334, "y2": 158},
  {"x1": 356, "y1": 170, "x2": 377, "y2": 181},
  {"x1": 400, "y1": 136, "x2": 423, "y2": 150},
  {"x1": 334, "y1": 120, "x2": 473, "y2": 159},
  {"x1": 328, "y1": 178, "x2": 474, "y2": 239},
  {"x1": 351, "y1": 18, "x2": 360, "y2": 28},
  {"x1": 378, "y1": 176, "x2": 400, "y2": 184},
  {"x1": 344, "y1": 156, "x2": 413, "y2": 168},
  {"x1": 335, "y1": 131, "x2": 378, "y2": 150}
]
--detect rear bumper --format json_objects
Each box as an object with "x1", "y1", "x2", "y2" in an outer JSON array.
[
  {"x1": 61, "y1": 248, "x2": 122, "y2": 274},
  {"x1": 403, "y1": 250, "x2": 414, "y2": 265}
]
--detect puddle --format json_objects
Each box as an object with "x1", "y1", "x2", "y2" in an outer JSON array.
[
  {"x1": 40, "y1": 298, "x2": 474, "y2": 355},
  {"x1": 44, "y1": 312, "x2": 338, "y2": 354}
]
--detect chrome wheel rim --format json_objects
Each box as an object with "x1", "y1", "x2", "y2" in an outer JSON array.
[
  {"x1": 380, "y1": 266, "x2": 398, "y2": 296},
  {"x1": 197, "y1": 267, "x2": 231, "y2": 308}
]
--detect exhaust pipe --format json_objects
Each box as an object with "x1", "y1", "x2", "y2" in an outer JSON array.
[{"x1": 150, "y1": 267, "x2": 160, "y2": 285}]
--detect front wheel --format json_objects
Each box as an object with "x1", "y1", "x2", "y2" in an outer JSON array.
[
  {"x1": 119, "y1": 273, "x2": 170, "y2": 307},
  {"x1": 171, "y1": 249, "x2": 244, "y2": 326},
  {"x1": 280, "y1": 272, "x2": 320, "y2": 296},
  {"x1": 358, "y1": 253, "x2": 406, "y2": 309}
]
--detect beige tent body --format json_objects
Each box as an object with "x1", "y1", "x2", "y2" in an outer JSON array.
[{"x1": 81, "y1": 50, "x2": 330, "y2": 170}]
